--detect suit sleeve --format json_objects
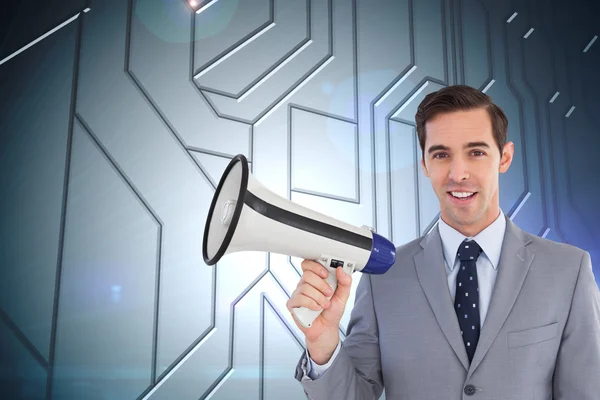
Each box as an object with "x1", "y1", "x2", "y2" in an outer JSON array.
[
  {"x1": 294, "y1": 273, "x2": 384, "y2": 400},
  {"x1": 553, "y1": 251, "x2": 600, "y2": 398}
]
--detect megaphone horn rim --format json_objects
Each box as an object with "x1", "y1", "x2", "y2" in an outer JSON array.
[{"x1": 202, "y1": 154, "x2": 249, "y2": 265}]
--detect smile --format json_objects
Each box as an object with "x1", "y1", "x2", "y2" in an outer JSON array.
[
  {"x1": 450, "y1": 191, "x2": 475, "y2": 199},
  {"x1": 447, "y1": 191, "x2": 478, "y2": 203}
]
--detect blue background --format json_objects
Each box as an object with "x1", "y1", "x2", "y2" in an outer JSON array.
[{"x1": 1, "y1": 0, "x2": 599, "y2": 398}]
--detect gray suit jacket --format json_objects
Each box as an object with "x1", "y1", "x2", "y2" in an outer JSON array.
[{"x1": 295, "y1": 217, "x2": 600, "y2": 399}]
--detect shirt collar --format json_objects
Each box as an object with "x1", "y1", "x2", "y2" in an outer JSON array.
[{"x1": 437, "y1": 210, "x2": 506, "y2": 271}]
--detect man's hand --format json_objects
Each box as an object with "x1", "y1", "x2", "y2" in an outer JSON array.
[{"x1": 286, "y1": 260, "x2": 353, "y2": 365}]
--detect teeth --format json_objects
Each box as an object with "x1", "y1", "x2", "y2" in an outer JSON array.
[{"x1": 451, "y1": 192, "x2": 474, "y2": 198}]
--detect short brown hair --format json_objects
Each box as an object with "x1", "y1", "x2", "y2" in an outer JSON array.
[{"x1": 415, "y1": 85, "x2": 508, "y2": 157}]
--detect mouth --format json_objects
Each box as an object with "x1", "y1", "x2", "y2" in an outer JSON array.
[{"x1": 447, "y1": 191, "x2": 478, "y2": 204}]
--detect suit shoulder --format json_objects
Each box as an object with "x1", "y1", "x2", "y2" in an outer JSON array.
[
  {"x1": 526, "y1": 233, "x2": 588, "y2": 262},
  {"x1": 368, "y1": 236, "x2": 422, "y2": 280},
  {"x1": 394, "y1": 235, "x2": 423, "y2": 257}
]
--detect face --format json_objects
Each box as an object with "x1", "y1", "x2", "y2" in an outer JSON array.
[{"x1": 421, "y1": 108, "x2": 514, "y2": 237}]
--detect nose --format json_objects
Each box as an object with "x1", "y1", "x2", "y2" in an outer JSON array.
[{"x1": 448, "y1": 156, "x2": 469, "y2": 182}]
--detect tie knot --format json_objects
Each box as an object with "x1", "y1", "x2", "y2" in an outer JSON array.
[{"x1": 457, "y1": 240, "x2": 482, "y2": 262}]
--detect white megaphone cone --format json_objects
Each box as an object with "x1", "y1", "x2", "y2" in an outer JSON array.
[{"x1": 203, "y1": 154, "x2": 396, "y2": 328}]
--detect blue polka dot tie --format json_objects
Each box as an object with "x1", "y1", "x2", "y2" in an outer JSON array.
[{"x1": 455, "y1": 239, "x2": 483, "y2": 364}]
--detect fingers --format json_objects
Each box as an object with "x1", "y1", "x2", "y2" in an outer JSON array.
[
  {"x1": 302, "y1": 270, "x2": 333, "y2": 298},
  {"x1": 288, "y1": 270, "x2": 332, "y2": 310},
  {"x1": 287, "y1": 260, "x2": 353, "y2": 326},
  {"x1": 289, "y1": 286, "x2": 330, "y2": 311},
  {"x1": 287, "y1": 262, "x2": 333, "y2": 314},
  {"x1": 301, "y1": 259, "x2": 329, "y2": 278}
]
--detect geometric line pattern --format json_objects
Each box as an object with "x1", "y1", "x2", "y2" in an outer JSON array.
[{"x1": 1, "y1": 0, "x2": 599, "y2": 399}]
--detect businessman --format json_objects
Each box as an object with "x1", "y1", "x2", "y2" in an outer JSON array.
[{"x1": 286, "y1": 85, "x2": 600, "y2": 399}]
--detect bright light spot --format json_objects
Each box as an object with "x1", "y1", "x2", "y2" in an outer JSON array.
[{"x1": 111, "y1": 285, "x2": 122, "y2": 303}]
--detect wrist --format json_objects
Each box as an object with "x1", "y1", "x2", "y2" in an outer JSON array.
[{"x1": 306, "y1": 336, "x2": 339, "y2": 365}]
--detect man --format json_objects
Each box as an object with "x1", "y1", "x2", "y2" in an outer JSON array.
[{"x1": 286, "y1": 85, "x2": 600, "y2": 399}]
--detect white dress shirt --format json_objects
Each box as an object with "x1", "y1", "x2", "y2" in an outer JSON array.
[{"x1": 306, "y1": 211, "x2": 507, "y2": 379}]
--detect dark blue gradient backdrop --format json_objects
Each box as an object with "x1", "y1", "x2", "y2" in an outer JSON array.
[{"x1": 1, "y1": 0, "x2": 599, "y2": 399}]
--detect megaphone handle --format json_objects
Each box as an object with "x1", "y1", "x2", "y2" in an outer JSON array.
[{"x1": 292, "y1": 256, "x2": 354, "y2": 329}]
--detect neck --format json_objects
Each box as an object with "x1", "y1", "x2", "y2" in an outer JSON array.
[{"x1": 441, "y1": 207, "x2": 501, "y2": 238}]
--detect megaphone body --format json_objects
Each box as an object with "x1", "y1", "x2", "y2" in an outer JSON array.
[{"x1": 203, "y1": 154, "x2": 396, "y2": 328}]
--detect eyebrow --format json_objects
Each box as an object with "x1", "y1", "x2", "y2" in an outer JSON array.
[{"x1": 427, "y1": 141, "x2": 491, "y2": 155}]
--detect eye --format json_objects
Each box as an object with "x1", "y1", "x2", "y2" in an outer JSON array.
[
  {"x1": 433, "y1": 152, "x2": 448, "y2": 159},
  {"x1": 472, "y1": 150, "x2": 485, "y2": 156}
]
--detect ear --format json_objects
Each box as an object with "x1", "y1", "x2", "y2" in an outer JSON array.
[
  {"x1": 421, "y1": 157, "x2": 430, "y2": 178},
  {"x1": 499, "y1": 142, "x2": 514, "y2": 173}
]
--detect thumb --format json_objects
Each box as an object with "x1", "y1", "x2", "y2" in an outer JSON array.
[
  {"x1": 320, "y1": 267, "x2": 352, "y2": 324},
  {"x1": 332, "y1": 267, "x2": 352, "y2": 305}
]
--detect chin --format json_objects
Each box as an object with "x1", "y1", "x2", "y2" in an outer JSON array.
[
  {"x1": 454, "y1": 216, "x2": 480, "y2": 227},
  {"x1": 447, "y1": 208, "x2": 485, "y2": 227}
]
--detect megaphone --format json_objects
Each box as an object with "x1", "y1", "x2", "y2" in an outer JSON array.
[{"x1": 202, "y1": 154, "x2": 396, "y2": 328}]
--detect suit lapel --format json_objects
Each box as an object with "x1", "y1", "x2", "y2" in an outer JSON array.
[
  {"x1": 415, "y1": 224, "x2": 470, "y2": 371},
  {"x1": 467, "y1": 217, "x2": 534, "y2": 378}
]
